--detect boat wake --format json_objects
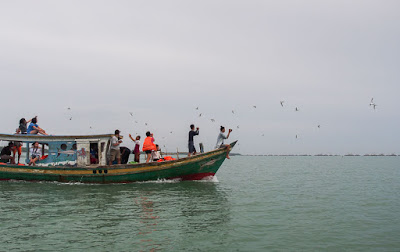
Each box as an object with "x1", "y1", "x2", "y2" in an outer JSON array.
[{"x1": 196, "y1": 175, "x2": 219, "y2": 183}]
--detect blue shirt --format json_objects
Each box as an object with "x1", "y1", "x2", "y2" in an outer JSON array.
[{"x1": 27, "y1": 123, "x2": 39, "y2": 134}]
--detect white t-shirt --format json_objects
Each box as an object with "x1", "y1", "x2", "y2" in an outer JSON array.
[
  {"x1": 30, "y1": 146, "x2": 41, "y2": 158},
  {"x1": 111, "y1": 136, "x2": 120, "y2": 150},
  {"x1": 152, "y1": 150, "x2": 161, "y2": 160},
  {"x1": 215, "y1": 132, "x2": 227, "y2": 149}
]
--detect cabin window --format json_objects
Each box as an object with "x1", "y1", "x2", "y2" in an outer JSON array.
[
  {"x1": 72, "y1": 144, "x2": 77, "y2": 150},
  {"x1": 61, "y1": 144, "x2": 67, "y2": 150}
]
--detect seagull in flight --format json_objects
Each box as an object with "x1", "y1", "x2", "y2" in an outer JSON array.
[
  {"x1": 67, "y1": 107, "x2": 71, "y2": 110},
  {"x1": 69, "y1": 117, "x2": 72, "y2": 121},
  {"x1": 237, "y1": 125, "x2": 240, "y2": 129},
  {"x1": 129, "y1": 112, "x2": 133, "y2": 117},
  {"x1": 199, "y1": 113, "x2": 202, "y2": 117},
  {"x1": 280, "y1": 101, "x2": 285, "y2": 107},
  {"x1": 295, "y1": 107, "x2": 299, "y2": 112},
  {"x1": 145, "y1": 123, "x2": 148, "y2": 126},
  {"x1": 210, "y1": 119, "x2": 215, "y2": 122},
  {"x1": 232, "y1": 110, "x2": 235, "y2": 114},
  {"x1": 369, "y1": 98, "x2": 377, "y2": 110},
  {"x1": 253, "y1": 105, "x2": 257, "y2": 109},
  {"x1": 195, "y1": 107, "x2": 199, "y2": 110},
  {"x1": 296, "y1": 135, "x2": 298, "y2": 139},
  {"x1": 317, "y1": 125, "x2": 321, "y2": 128}
]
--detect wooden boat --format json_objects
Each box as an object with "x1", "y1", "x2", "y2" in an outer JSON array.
[{"x1": 0, "y1": 133, "x2": 237, "y2": 183}]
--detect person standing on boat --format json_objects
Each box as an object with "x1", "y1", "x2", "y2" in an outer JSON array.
[
  {"x1": 0, "y1": 142, "x2": 16, "y2": 164},
  {"x1": 12, "y1": 128, "x2": 23, "y2": 164},
  {"x1": 142, "y1": 131, "x2": 157, "y2": 163},
  {"x1": 28, "y1": 142, "x2": 41, "y2": 166},
  {"x1": 129, "y1": 134, "x2": 141, "y2": 163},
  {"x1": 215, "y1": 126, "x2": 232, "y2": 159},
  {"x1": 109, "y1": 130, "x2": 122, "y2": 165},
  {"x1": 27, "y1": 117, "x2": 48, "y2": 135},
  {"x1": 188, "y1": 124, "x2": 199, "y2": 156}
]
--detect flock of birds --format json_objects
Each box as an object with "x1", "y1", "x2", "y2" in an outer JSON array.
[{"x1": 64, "y1": 97, "x2": 378, "y2": 143}]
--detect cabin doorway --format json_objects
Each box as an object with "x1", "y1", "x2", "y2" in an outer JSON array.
[{"x1": 90, "y1": 142, "x2": 99, "y2": 164}]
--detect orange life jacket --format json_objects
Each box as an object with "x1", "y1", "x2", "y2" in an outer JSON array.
[{"x1": 142, "y1": 137, "x2": 156, "y2": 151}]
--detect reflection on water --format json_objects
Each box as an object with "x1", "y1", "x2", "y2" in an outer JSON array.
[{"x1": 0, "y1": 180, "x2": 231, "y2": 251}]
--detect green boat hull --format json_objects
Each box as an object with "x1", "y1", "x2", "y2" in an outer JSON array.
[{"x1": 0, "y1": 142, "x2": 236, "y2": 184}]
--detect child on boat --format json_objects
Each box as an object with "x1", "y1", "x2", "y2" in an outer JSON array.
[
  {"x1": 215, "y1": 126, "x2": 232, "y2": 159},
  {"x1": 152, "y1": 144, "x2": 162, "y2": 161},
  {"x1": 29, "y1": 142, "x2": 41, "y2": 166},
  {"x1": 27, "y1": 117, "x2": 48, "y2": 135},
  {"x1": 129, "y1": 134, "x2": 141, "y2": 163}
]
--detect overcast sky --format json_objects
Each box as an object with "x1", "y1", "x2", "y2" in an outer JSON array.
[{"x1": 1, "y1": 0, "x2": 399, "y2": 155}]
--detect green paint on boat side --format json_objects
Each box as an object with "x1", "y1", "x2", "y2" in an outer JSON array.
[{"x1": 0, "y1": 141, "x2": 237, "y2": 183}]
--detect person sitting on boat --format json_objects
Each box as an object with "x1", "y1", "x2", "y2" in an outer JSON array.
[
  {"x1": 120, "y1": 146, "x2": 131, "y2": 164},
  {"x1": 152, "y1": 144, "x2": 162, "y2": 161},
  {"x1": 215, "y1": 126, "x2": 233, "y2": 159},
  {"x1": 19, "y1": 117, "x2": 34, "y2": 134},
  {"x1": 109, "y1": 130, "x2": 122, "y2": 165},
  {"x1": 90, "y1": 146, "x2": 98, "y2": 164},
  {"x1": 188, "y1": 124, "x2": 199, "y2": 156},
  {"x1": 129, "y1": 134, "x2": 141, "y2": 163},
  {"x1": 27, "y1": 117, "x2": 48, "y2": 135},
  {"x1": 28, "y1": 141, "x2": 41, "y2": 166},
  {"x1": 142, "y1": 131, "x2": 157, "y2": 163},
  {"x1": 0, "y1": 142, "x2": 16, "y2": 164}
]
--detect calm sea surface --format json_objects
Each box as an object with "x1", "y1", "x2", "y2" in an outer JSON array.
[{"x1": 0, "y1": 156, "x2": 399, "y2": 251}]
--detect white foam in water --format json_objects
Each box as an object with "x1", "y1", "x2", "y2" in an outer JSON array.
[
  {"x1": 137, "y1": 178, "x2": 182, "y2": 184},
  {"x1": 196, "y1": 175, "x2": 219, "y2": 183}
]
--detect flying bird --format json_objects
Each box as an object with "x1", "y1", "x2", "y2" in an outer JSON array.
[
  {"x1": 232, "y1": 110, "x2": 235, "y2": 114},
  {"x1": 253, "y1": 105, "x2": 257, "y2": 108},
  {"x1": 199, "y1": 113, "x2": 202, "y2": 117},
  {"x1": 369, "y1": 98, "x2": 377, "y2": 110},
  {"x1": 296, "y1": 135, "x2": 298, "y2": 139},
  {"x1": 295, "y1": 107, "x2": 299, "y2": 112},
  {"x1": 69, "y1": 117, "x2": 72, "y2": 120},
  {"x1": 237, "y1": 125, "x2": 240, "y2": 129},
  {"x1": 145, "y1": 123, "x2": 148, "y2": 126},
  {"x1": 129, "y1": 112, "x2": 133, "y2": 117},
  {"x1": 67, "y1": 107, "x2": 71, "y2": 110},
  {"x1": 210, "y1": 119, "x2": 215, "y2": 122},
  {"x1": 261, "y1": 134, "x2": 264, "y2": 137},
  {"x1": 280, "y1": 101, "x2": 285, "y2": 107},
  {"x1": 195, "y1": 107, "x2": 199, "y2": 110},
  {"x1": 317, "y1": 125, "x2": 321, "y2": 128}
]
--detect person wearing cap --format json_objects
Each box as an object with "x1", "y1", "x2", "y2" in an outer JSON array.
[{"x1": 109, "y1": 130, "x2": 122, "y2": 165}]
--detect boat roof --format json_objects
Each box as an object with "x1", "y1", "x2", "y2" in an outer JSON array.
[{"x1": 0, "y1": 133, "x2": 114, "y2": 142}]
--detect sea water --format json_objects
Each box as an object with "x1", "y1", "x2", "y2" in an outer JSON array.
[{"x1": 0, "y1": 156, "x2": 399, "y2": 251}]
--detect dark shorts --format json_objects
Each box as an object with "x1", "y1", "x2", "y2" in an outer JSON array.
[
  {"x1": 145, "y1": 150, "x2": 152, "y2": 154},
  {"x1": 188, "y1": 142, "x2": 196, "y2": 153}
]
